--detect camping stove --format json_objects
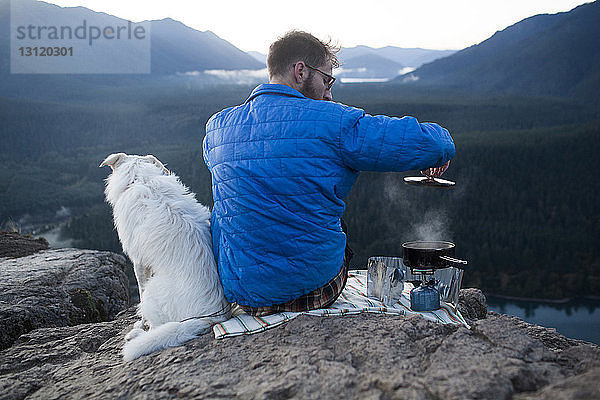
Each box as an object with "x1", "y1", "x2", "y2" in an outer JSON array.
[
  {"x1": 402, "y1": 241, "x2": 468, "y2": 312},
  {"x1": 408, "y1": 267, "x2": 441, "y2": 311},
  {"x1": 366, "y1": 244, "x2": 466, "y2": 311}
]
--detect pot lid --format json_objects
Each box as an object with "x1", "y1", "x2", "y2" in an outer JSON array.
[{"x1": 403, "y1": 176, "x2": 455, "y2": 188}]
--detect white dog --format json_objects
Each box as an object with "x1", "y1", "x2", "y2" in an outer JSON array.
[{"x1": 100, "y1": 153, "x2": 231, "y2": 361}]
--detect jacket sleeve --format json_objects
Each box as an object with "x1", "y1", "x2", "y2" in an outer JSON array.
[
  {"x1": 203, "y1": 117, "x2": 214, "y2": 169},
  {"x1": 202, "y1": 134, "x2": 210, "y2": 169},
  {"x1": 339, "y1": 107, "x2": 455, "y2": 172}
]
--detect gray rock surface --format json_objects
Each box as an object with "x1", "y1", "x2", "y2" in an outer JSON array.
[
  {"x1": 0, "y1": 248, "x2": 130, "y2": 350},
  {"x1": 514, "y1": 367, "x2": 600, "y2": 400},
  {"x1": 1, "y1": 308, "x2": 599, "y2": 399},
  {"x1": 0, "y1": 237, "x2": 597, "y2": 399}
]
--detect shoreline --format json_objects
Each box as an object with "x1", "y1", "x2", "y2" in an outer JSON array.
[{"x1": 485, "y1": 292, "x2": 600, "y2": 304}]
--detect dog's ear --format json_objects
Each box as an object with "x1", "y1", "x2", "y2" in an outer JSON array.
[
  {"x1": 144, "y1": 155, "x2": 170, "y2": 175},
  {"x1": 99, "y1": 153, "x2": 127, "y2": 170}
]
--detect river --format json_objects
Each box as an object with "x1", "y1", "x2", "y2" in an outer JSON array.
[{"x1": 487, "y1": 297, "x2": 600, "y2": 345}]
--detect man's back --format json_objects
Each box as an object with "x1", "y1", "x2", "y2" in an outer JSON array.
[
  {"x1": 204, "y1": 83, "x2": 455, "y2": 308},
  {"x1": 204, "y1": 84, "x2": 357, "y2": 307}
]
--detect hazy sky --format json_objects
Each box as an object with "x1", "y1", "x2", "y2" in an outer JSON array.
[{"x1": 45, "y1": 0, "x2": 591, "y2": 53}]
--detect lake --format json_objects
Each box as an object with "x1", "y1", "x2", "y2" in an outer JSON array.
[{"x1": 487, "y1": 297, "x2": 600, "y2": 345}]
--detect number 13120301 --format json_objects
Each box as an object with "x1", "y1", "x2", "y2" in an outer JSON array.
[{"x1": 19, "y1": 47, "x2": 73, "y2": 56}]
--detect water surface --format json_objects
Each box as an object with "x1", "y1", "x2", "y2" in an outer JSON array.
[{"x1": 487, "y1": 297, "x2": 600, "y2": 345}]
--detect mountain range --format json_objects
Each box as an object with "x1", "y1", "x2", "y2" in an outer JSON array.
[
  {"x1": 0, "y1": 0, "x2": 263, "y2": 75},
  {"x1": 249, "y1": 46, "x2": 456, "y2": 81},
  {"x1": 338, "y1": 46, "x2": 456, "y2": 69},
  {"x1": 0, "y1": 0, "x2": 598, "y2": 103},
  {"x1": 0, "y1": 0, "x2": 454, "y2": 85},
  {"x1": 399, "y1": 0, "x2": 600, "y2": 103},
  {"x1": 0, "y1": 0, "x2": 264, "y2": 98},
  {"x1": 149, "y1": 18, "x2": 263, "y2": 74}
]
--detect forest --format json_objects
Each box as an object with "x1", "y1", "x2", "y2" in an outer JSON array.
[{"x1": 1, "y1": 82, "x2": 598, "y2": 300}]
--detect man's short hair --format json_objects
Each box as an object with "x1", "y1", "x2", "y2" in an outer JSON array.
[{"x1": 267, "y1": 30, "x2": 339, "y2": 79}]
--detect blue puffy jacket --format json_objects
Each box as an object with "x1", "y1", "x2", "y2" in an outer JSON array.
[{"x1": 203, "y1": 84, "x2": 454, "y2": 307}]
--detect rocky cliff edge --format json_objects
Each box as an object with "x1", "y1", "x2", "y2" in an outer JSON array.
[{"x1": 0, "y1": 232, "x2": 599, "y2": 400}]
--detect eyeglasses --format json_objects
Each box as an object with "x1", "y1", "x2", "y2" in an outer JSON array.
[{"x1": 293, "y1": 62, "x2": 336, "y2": 89}]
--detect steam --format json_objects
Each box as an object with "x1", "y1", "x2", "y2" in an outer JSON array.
[
  {"x1": 410, "y1": 209, "x2": 450, "y2": 242},
  {"x1": 384, "y1": 173, "x2": 411, "y2": 209},
  {"x1": 382, "y1": 173, "x2": 459, "y2": 243}
]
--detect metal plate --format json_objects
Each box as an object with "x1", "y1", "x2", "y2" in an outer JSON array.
[{"x1": 403, "y1": 176, "x2": 455, "y2": 187}]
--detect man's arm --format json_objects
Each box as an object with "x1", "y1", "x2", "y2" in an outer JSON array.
[{"x1": 339, "y1": 109, "x2": 455, "y2": 173}]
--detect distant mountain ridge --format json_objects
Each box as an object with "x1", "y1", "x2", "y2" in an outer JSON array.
[
  {"x1": 248, "y1": 46, "x2": 456, "y2": 81},
  {"x1": 150, "y1": 18, "x2": 263, "y2": 74},
  {"x1": 400, "y1": 1, "x2": 600, "y2": 103},
  {"x1": 0, "y1": 0, "x2": 262, "y2": 75},
  {"x1": 336, "y1": 53, "x2": 405, "y2": 80},
  {"x1": 0, "y1": 0, "x2": 266, "y2": 99},
  {"x1": 3, "y1": 0, "x2": 597, "y2": 100},
  {"x1": 337, "y1": 47, "x2": 456, "y2": 80},
  {"x1": 0, "y1": 0, "x2": 455, "y2": 91},
  {"x1": 338, "y1": 46, "x2": 456, "y2": 69},
  {"x1": 248, "y1": 51, "x2": 267, "y2": 65}
]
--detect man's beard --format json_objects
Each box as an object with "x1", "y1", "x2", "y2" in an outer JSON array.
[{"x1": 299, "y1": 74, "x2": 322, "y2": 100}]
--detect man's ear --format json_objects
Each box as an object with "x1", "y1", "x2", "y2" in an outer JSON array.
[
  {"x1": 99, "y1": 153, "x2": 127, "y2": 170},
  {"x1": 144, "y1": 155, "x2": 170, "y2": 174},
  {"x1": 293, "y1": 61, "x2": 307, "y2": 84}
]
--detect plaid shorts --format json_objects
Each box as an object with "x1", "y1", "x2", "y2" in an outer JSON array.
[{"x1": 240, "y1": 221, "x2": 354, "y2": 317}]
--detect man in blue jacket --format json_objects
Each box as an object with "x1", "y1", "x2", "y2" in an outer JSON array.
[{"x1": 203, "y1": 31, "x2": 454, "y2": 316}]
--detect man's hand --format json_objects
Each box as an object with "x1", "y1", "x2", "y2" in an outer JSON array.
[{"x1": 421, "y1": 160, "x2": 450, "y2": 178}]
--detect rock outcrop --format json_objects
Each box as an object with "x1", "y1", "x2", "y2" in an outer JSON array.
[
  {"x1": 0, "y1": 246, "x2": 130, "y2": 350},
  {"x1": 0, "y1": 234, "x2": 598, "y2": 399},
  {"x1": 1, "y1": 309, "x2": 599, "y2": 399}
]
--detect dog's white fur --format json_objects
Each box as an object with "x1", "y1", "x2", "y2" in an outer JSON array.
[{"x1": 100, "y1": 153, "x2": 230, "y2": 361}]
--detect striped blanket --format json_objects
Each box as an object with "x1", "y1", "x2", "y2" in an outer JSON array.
[{"x1": 213, "y1": 270, "x2": 469, "y2": 339}]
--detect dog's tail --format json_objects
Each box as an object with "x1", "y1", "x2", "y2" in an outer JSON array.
[{"x1": 122, "y1": 318, "x2": 213, "y2": 361}]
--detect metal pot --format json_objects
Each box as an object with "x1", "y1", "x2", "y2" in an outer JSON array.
[{"x1": 402, "y1": 241, "x2": 467, "y2": 269}]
